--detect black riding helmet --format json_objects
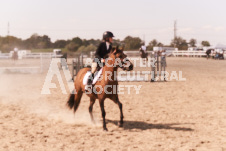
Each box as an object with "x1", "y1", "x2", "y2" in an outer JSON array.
[{"x1": 103, "y1": 31, "x2": 114, "y2": 40}]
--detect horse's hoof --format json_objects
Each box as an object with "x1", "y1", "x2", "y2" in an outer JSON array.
[
  {"x1": 90, "y1": 120, "x2": 96, "y2": 125},
  {"x1": 118, "y1": 122, "x2": 123, "y2": 127},
  {"x1": 103, "y1": 127, "x2": 108, "y2": 131},
  {"x1": 119, "y1": 124, "x2": 123, "y2": 127}
]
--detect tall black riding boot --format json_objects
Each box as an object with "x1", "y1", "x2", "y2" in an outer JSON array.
[
  {"x1": 88, "y1": 73, "x2": 94, "y2": 84},
  {"x1": 86, "y1": 73, "x2": 94, "y2": 91}
]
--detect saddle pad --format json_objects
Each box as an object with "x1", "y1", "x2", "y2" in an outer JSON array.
[{"x1": 83, "y1": 68, "x2": 103, "y2": 86}]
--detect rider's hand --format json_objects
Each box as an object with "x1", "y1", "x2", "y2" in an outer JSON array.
[{"x1": 101, "y1": 59, "x2": 105, "y2": 63}]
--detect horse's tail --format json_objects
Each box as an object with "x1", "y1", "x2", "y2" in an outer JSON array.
[
  {"x1": 67, "y1": 90, "x2": 75, "y2": 109},
  {"x1": 67, "y1": 89, "x2": 83, "y2": 113}
]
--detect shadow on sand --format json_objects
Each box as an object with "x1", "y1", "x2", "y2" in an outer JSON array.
[{"x1": 106, "y1": 119, "x2": 194, "y2": 131}]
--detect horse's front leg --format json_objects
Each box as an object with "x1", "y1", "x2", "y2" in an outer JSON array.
[
  {"x1": 99, "y1": 99, "x2": 107, "y2": 131},
  {"x1": 111, "y1": 95, "x2": 124, "y2": 127},
  {"x1": 116, "y1": 95, "x2": 124, "y2": 127}
]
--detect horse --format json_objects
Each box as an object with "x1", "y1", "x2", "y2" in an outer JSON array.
[
  {"x1": 139, "y1": 48, "x2": 148, "y2": 62},
  {"x1": 67, "y1": 47, "x2": 134, "y2": 131},
  {"x1": 206, "y1": 49, "x2": 212, "y2": 60}
]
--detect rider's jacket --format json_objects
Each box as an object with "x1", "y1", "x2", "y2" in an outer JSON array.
[{"x1": 95, "y1": 41, "x2": 112, "y2": 61}]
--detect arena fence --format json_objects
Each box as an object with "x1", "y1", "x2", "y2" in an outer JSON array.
[
  {"x1": 172, "y1": 51, "x2": 206, "y2": 57},
  {"x1": 71, "y1": 52, "x2": 167, "y2": 82},
  {"x1": 0, "y1": 53, "x2": 62, "y2": 74}
]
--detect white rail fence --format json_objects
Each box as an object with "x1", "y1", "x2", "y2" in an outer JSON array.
[
  {"x1": 0, "y1": 53, "x2": 63, "y2": 74},
  {"x1": 122, "y1": 50, "x2": 207, "y2": 57},
  {"x1": 24, "y1": 53, "x2": 62, "y2": 58},
  {"x1": 172, "y1": 51, "x2": 206, "y2": 57},
  {"x1": 0, "y1": 50, "x2": 210, "y2": 60},
  {"x1": 0, "y1": 52, "x2": 62, "y2": 59}
]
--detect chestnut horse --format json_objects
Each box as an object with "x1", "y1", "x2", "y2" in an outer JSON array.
[{"x1": 67, "y1": 47, "x2": 133, "y2": 131}]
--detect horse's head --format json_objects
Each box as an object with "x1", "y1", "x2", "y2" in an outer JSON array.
[{"x1": 109, "y1": 46, "x2": 133, "y2": 71}]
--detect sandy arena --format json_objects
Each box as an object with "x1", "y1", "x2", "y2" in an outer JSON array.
[{"x1": 0, "y1": 57, "x2": 226, "y2": 150}]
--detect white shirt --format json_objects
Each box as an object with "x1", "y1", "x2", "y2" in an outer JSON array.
[
  {"x1": 141, "y1": 45, "x2": 146, "y2": 52},
  {"x1": 106, "y1": 42, "x2": 110, "y2": 50}
]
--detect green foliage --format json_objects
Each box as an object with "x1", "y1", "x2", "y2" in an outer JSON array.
[
  {"x1": 112, "y1": 39, "x2": 122, "y2": 46},
  {"x1": 189, "y1": 38, "x2": 197, "y2": 47},
  {"x1": 72, "y1": 37, "x2": 83, "y2": 46},
  {"x1": 147, "y1": 39, "x2": 163, "y2": 50},
  {"x1": 170, "y1": 37, "x2": 188, "y2": 50},
  {"x1": 66, "y1": 42, "x2": 81, "y2": 51},
  {"x1": 84, "y1": 39, "x2": 101, "y2": 47},
  {"x1": 77, "y1": 46, "x2": 86, "y2": 52},
  {"x1": 77, "y1": 44, "x2": 97, "y2": 53},
  {"x1": 0, "y1": 36, "x2": 23, "y2": 52},
  {"x1": 201, "y1": 41, "x2": 210, "y2": 46},
  {"x1": 23, "y1": 34, "x2": 52, "y2": 49},
  {"x1": 31, "y1": 48, "x2": 53, "y2": 52},
  {"x1": 123, "y1": 36, "x2": 142, "y2": 50},
  {"x1": 53, "y1": 40, "x2": 67, "y2": 48},
  {"x1": 0, "y1": 33, "x2": 212, "y2": 53}
]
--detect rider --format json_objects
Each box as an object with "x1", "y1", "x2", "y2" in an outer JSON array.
[
  {"x1": 87, "y1": 31, "x2": 114, "y2": 87},
  {"x1": 139, "y1": 41, "x2": 147, "y2": 53}
]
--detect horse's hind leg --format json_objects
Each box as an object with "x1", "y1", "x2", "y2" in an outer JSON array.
[
  {"x1": 111, "y1": 95, "x2": 124, "y2": 127},
  {"x1": 89, "y1": 98, "x2": 96, "y2": 123}
]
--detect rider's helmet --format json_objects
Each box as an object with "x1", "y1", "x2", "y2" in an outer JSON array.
[{"x1": 103, "y1": 31, "x2": 114, "y2": 41}]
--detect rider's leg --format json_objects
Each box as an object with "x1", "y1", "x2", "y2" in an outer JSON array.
[
  {"x1": 87, "y1": 62, "x2": 97, "y2": 85},
  {"x1": 91, "y1": 62, "x2": 97, "y2": 74}
]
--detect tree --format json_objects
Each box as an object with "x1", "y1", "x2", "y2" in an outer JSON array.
[
  {"x1": 66, "y1": 42, "x2": 80, "y2": 51},
  {"x1": 112, "y1": 39, "x2": 122, "y2": 47},
  {"x1": 157, "y1": 42, "x2": 164, "y2": 47},
  {"x1": 147, "y1": 39, "x2": 164, "y2": 50},
  {"x1": 189, "y1": 38, "x2": 197, "y2": 47},
  {"x1": 123, "y1": 36, "x2": 142, "y2": 50},
  {"x1": 24, "y1": 33, "x2": 41, "y2": 49},
  {"x1": 23, "y1": 34, "x2": 53, "y2": 49},
  {"x1": 0, "y1": 36, "x2": 23, "y2": 52},
  {"x1": 41, "y1": 35, "x2": 52, "y2": 48},
  {"x1": 150, "y1": 39, "x2": 158, "y2": 46},
  {"x1": 77, "y1": 44, "x2": 97, "y2": 53},
  {"x1": 201, "y1": 41, "x2": 210, "y2": 47},
  {"x1": 170, "y1": 37, "x2": 188, "y2": 50},
  {"x1": 72, "y1": 37, "x2": 83, "y2": 46},
  {"x1": 87, "y1": 39, "x2": 101, "y2": 47},
  {"x1": 53, "y1": 40, "x2": 67, "y2": 48}
]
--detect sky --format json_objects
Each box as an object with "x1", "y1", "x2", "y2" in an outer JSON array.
[{"x1": 0, "y1": 0, "x2": 226, "y2": 46}]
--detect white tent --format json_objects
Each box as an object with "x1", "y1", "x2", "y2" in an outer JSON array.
[{"x1": 214, "y1": 44, "x2": 226, "y2": 49}]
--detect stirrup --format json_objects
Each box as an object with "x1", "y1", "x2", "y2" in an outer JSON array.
[{"x1": 85, "y1": 84, "x2": 92, "y2": 89}]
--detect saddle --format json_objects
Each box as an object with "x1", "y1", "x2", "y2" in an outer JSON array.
[{"x1": 83, "y1": 68, "x2": 103, "y2": 86}]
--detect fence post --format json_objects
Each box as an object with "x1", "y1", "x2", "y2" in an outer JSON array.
[
  {"x1": 151, "y1": 52, "x2": 156, "y2": 82},
  {"x1": 77, "y1": 55, "x2": 80, "y2": 75},
  {"x1": 81, "y1": 53, "x2": 83, "y2": 69},
  {"x1": 72, "y1": 60, "x2": 75, "y2": 81},
  {"x1": 40, "y1": 53, "x2": 43, "y2": 73}
]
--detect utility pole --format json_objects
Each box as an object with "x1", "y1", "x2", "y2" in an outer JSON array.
[
  {"x1": 7, "y1": 22, "x2": 10, "y2": 45},
  {"x1": 174, "y1": 20, "x2": 177, "y2": 48},
  {"x1": 7, "y1": 22, "x2": 10, "y2": 36},
  {"x1": 143, "y1": 34, "x2": 145, "y2": 44}
]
